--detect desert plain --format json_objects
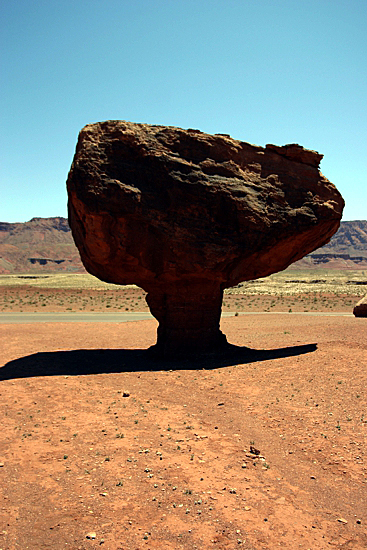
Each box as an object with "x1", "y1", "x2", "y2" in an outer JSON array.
[{"x1": 0, "y1": 268, "x2": 366, "y2": 549}]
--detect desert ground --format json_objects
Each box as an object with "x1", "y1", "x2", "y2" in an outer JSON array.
[
  {"x1": 0, "y1": 269, "x2": 366, "y2": 314},
  {"x1": 0, "y1": 269, "x2": 366, "y2": 549}
]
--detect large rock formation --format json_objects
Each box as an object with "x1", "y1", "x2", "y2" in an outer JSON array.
[
  {"x1": 353, "y1": 295, "x2": 367, "y2": 317},
  {"x1": 67, "y1": 121, "x2": 344, "y2": 356}
]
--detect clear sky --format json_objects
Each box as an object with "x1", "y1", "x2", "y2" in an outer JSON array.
[{"x1": 1, "y1": 0, "x2": 366, "y2": 222}]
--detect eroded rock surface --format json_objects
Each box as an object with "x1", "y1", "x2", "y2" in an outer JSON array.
[
  {"x1": 353, "y1": 295, "x2": 367, "y2": 317},
  {"x1": 67, "y1": 121, "x2": 344, "y2": 356}
]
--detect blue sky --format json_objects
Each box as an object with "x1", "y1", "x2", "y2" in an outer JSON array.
[{"x1": 1, "y1": 0, "x2": 366, "y2": 222}]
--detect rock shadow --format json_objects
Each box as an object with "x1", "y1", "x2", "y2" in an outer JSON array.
[{"x1": 0, "y1": 343, "x2": 317, "y2": 381}]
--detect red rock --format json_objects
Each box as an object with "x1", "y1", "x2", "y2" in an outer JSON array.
[
  {"x1": 353, "y1": 295, "x2": 367, "y2": 317},
  {"x1": 67, "y1": 121, "x2": 344, "y2": 356}
]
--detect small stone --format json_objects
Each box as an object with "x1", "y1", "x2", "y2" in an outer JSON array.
[
  {"x1": 244, "y1": 506, "x2": 251, "y2": 511},
  {"x1": 337, "y1": 518, "x2": 348, "y2": 524},
  {"x1": 86, "y1": 532, "x2": 97, "y2": 539},
  {"x1": 249, "y1": 446, "x2": 260, "y2": 456},
  {"x1": 0, "y1": 463, "x2": 4, "y2": 467},
  {"x1": 356, "y1": 519, "x2": 361, "y2": 524},
  {"x1": 123, "y1": 391, "x2": 130, "y2": 397}
]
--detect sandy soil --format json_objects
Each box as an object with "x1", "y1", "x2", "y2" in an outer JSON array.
[{"x1": 0, "y1": 314, "x2": 366, "y2": 549}]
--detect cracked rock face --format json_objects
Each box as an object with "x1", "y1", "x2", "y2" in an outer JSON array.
[{"x1": 67, "y1": 121, "x2": 344, "y2": 356}]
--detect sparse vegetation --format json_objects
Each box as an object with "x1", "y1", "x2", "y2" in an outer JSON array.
[{"x1": 0, "y1": 268, "x2": 365, "y2": 313}]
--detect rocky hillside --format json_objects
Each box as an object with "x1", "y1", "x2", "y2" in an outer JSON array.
[
  {"x1": 294, "y1": 220, "x2": 367, "y2": 269},
  {"x1": 0, "y1": 217, "x2": 85, "y2": 274},
  {"x1": 0, "y1": 217, "x2": 366, "y2": 274},
  {"x1": 313, "y1": 220, "x2": 367, "y2": 257}
]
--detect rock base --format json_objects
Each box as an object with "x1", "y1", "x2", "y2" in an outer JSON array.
[{"x1": 145, "y1": 281, "x2": 227, "y2": 358}]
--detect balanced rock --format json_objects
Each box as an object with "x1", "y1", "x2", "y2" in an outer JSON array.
[
  {"x1": 353, "y1": 295, "x2": 367, "y2": 317},
  {"x1": 67, "y1": 121, "x2": 344, "y2": 356}
]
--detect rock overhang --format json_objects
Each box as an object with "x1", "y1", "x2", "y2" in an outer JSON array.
[{"x1": 67, "y1": 120, "x2": 344, "y2": 355}]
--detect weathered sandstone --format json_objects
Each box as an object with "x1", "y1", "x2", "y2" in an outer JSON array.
[
  {"x1": 353, "y1": 295, "x2": 367, "y2": 317},
  {"x1": 67, "y1": 121, "x2": 344, "y2": 356}
]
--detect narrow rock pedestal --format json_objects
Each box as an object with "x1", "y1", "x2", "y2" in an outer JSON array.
[{"x1": 145, "y1": 281, "x2": 227, "y2": 357}]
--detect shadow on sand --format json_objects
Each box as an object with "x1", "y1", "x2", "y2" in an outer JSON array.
[{"x1": 0, "y1": 343, "x2": 317, "y2": 381}]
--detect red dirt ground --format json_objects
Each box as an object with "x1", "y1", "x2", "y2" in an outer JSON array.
[{"x1": 0, "y1": 314, "x2": 366, "y2": 549}]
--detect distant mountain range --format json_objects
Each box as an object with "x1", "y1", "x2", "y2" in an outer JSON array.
[
  {"x1": 294, "y1": 220, "x2": 367, "y2": 269},
  {"x1": 0, "y1": 217, "x2": 85, "y2": 274},
  {"x1": 0, "y1": 217, "x2": 366, "y2": 274}
]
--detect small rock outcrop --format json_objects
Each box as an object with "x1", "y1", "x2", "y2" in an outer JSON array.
[
  {"x1": 353, "y1": 295, "x2": 367, "y2": 317},
  {"x1": 67, "y1": 121, "x2": 344, "y2": 356}
]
